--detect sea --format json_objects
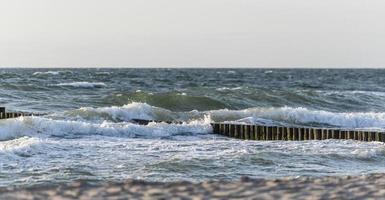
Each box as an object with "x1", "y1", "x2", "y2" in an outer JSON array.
[{"x1": 0, "y1": 68, "x2": 385, "y2": 187}]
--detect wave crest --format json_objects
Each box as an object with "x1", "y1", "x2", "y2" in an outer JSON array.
[{"x1": 66, "y1": 103, "x2": 385, "y2": 128}]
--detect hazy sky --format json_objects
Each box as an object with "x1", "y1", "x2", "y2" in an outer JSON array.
[{"x1": 1, "y1": 0, "x2": 384, "y2": 68}]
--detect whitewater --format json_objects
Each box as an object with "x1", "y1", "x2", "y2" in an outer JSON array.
[{"x1": 0, "y1": 68, "x2": 385, "y2": 187}]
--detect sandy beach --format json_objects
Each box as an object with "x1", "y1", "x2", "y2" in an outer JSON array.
[{"x1": 1, "y1": 173, "x2": 384, "y2": 200}]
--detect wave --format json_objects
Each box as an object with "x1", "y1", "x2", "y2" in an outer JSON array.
[
  {"x1": 71, "y1": 102, "x2": 175, "y2": 121},
  {"x1": 67, "y1": 102, "x2": 385, "y2": 129},
  {"x1": 207, "y1": 107, "x2": 385, "y2": 129},
  {"x1": 102, "y1": 92, "x2": 229, "y2": 112},
  {"x1": 54, "y1": 82, "x2": 106, "y2": 88},
  {"x1": 0, "y1": 115, "x2": 212, "y2": 141}
]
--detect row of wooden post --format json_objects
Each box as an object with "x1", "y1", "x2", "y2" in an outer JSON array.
[
  {"x1": 0, "y1": 107, "x2": 38, "y2": 120},
  {"x1": 211, "y1": 123, "x2": 385, "y2": 142}
]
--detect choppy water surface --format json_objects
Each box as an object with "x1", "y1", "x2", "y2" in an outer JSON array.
[{"x1": 0, "y1": 68, "x2": 385, "y2": 187}]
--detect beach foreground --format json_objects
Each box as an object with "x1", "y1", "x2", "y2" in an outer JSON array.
[{"x1": 1, "y1": 173, "x2": 385, "y2": 200}]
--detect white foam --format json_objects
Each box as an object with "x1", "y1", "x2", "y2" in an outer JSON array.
[
  {"x1": 0, "y1": 136, "x2": 41, "y2": 152},
  {"x1": 55, "y1": 82, "x2": 106, "y2": 88}
]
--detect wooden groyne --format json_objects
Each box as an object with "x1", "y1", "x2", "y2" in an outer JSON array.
[
  {"x1": 211, "y1": 122, "x2": 385, "y2": 142},
  {"x1": 131, "y1": 118, "x2": 385, "y2": 142},
  {"x1": 2, "y1": 111, "x2": 383, "y2": 142},
  {"x1": 0, "y1": 107, "x2": 43, "y2": 119}
]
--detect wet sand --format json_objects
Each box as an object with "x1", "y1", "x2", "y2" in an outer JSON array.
[{"x1": 1, "y1": 173, "x2": 385, "y2": 200}]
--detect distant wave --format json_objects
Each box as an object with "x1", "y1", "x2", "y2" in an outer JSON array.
[
  {"x1": 95, "y1": 72, "x2": 111, "y2": 75},
  {"x1": 55, "y1": 82, "x2": 106, "y2": 88},
  {"x1": 216, "y1": 87, "x2": 243, "y2": 91},
  {"x1": 33, "y1": 71, "x2": 72, "y2": 76}
]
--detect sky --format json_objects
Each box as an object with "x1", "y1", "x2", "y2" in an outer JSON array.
[{"x1": 0, "y1": 0, "x2": 384, "y2": 68}]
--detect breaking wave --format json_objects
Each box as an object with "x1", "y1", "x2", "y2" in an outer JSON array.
[
  {"x1": 0, "y1": 115, "x2": 212, "y2": 141},
  {"x1": 67, "y1": 103, "x2": 385, "y2": 128}
]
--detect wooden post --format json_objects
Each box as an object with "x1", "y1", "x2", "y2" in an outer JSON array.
[
  {"x1": 304, "y1": 128, "x2": 309, "y2": 140},
  {"x1": 339, "y1": 130, "x2": 345, "y2": 139},
  {"x1": 311, "y1": 128, "x2": 316, "y2": 140},
  {"x1": 322, "y1": 129, "x2": 327, "y2": 140},
  {"x1": 347, "y1": 130, "x2": 354, "y2": 140},
  {"x1": 272, "y1": 126, "x2": 278, "y2": 140},
  {"x1": 262, "y1": 126, "x2": 267, "y2": 140},
  {"x1": 244, "y1": 125, "x2": 250, "y2": 140},
  {"x1": 213, "y1": 123, "x2": 219, "y2": 134},
  {"x1": 288, "y1": 127, "x2": 293, "y2": 140},
  {"x1": 358, "y1": 131, "x2": 363, "y2": 141},
  {"x1": 334, "y1": 130, "x2": 340, "y2": 139},
  {"x1": 266, "y1": 126, "x2": 271, "y2": 140},
  {"x1": 254, "y1": 125, "x2": 260, "y2": 140},
  {"x1": 293, "y1": 128, "x2": 299, "y2": 140},
  {"x1": 277, "y1": 127, "x2": 283, "y2": 140},
  {"x1": 375, "y1": 132, "x2": 380, "y2": 142},
  {"x1": 299, "y1": 128, "x2": 305, "y2": 140},
  {"x1": 222, "y1": 124, "x2": 227, "y2": 136},
  {"x1": 279, "y1": 127, "x2": 285, "y2": 140},
  {"x1": 367, "y1": 131, "x2": 372, "y2": 142},
  {"x1": 234, "y1": 124, "x2": 240, "y2": 138},
  {"x1": 240, "y1": 125, "x2": 245, "y2": 139},
  {"x1": 218, "y1": 123, "x2": 224, "y2": 135},
  {"x1": 0, "y1": 107, "x2": 5, "y2": 119},
  {"x1": 363, "y1": 131, "x2": 369, "y2": 141},
  {"x1": 353, "y1": 131, "x2": 358, "y2": 140}
]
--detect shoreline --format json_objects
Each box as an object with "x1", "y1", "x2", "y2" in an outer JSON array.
[{"x1": 1, "y1": 173, "x2": 385, "y2": 199}]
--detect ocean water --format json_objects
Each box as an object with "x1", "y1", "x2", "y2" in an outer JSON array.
[{"x1": 0, "y1": 68, "x2": 385, "y2": 187}]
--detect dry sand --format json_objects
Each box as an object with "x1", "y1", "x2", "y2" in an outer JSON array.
[{"x1": 1, "y1": 173, "x2": 385, "y2": 200}]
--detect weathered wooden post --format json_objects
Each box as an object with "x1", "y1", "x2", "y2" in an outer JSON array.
[
  {"x1": 375, "y1": 132, "x2": 381, "y2": 142},
  {"x1": 277, "y1": 127, "x2": 283, "y2": 140},
  {"x1": 321, "y1": 129, "x2": 327, "y2": 140},
  {"x1": 244, "y1": 125, "x2": 250, "y2": 140},
  {"x1": 293, "y1": 127, "x2": 299, "y2": 140},
  {"x1": 281, "y1": 127, "x2": 287, "y2": 140},
  {"x1": 0, "y1": 107, "x2": 5, "y2": 119},
  {"x1": 234, "y1": 124, "x2": 240, "y2": 138},
  {"x1": 288, "y1": 127, "x2": 293, "y2": 140},
  {"x1": 328, "y1": 129, "x2": 333, "y2": 139},
  {"x1": 229, "y1": 124, "x2": 235, "y2": 137},
  {"x1": 266, "y1": 126, "x2": 272, "y2": 140}
]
